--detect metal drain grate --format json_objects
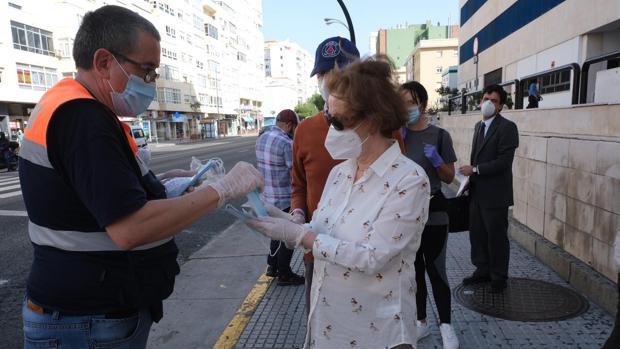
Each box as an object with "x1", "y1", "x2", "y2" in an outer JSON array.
[{"x1": 453, "y1": 278, "x2": 589, "y2": 322}]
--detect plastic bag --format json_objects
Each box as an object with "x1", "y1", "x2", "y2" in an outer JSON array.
[{"x1": 164, "y1": 157, "x2": 225, "y2": 198}]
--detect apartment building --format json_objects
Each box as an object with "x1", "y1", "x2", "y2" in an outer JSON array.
[
  {"x1": 405, "y1": 38, "x2": 459, "y2": 108},
  {"x1": 263, "y1": 40, "x2": 315, "y2": 117},
  {"x1": 0, "y1": 0, "x2": 265, "y2": 140}
]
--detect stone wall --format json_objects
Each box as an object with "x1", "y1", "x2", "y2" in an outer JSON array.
[{"x1": 440, "y1": 104, "x2": 620, "y2": 281}]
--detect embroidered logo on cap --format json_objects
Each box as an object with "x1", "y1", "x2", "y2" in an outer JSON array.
[{"x1": 322, "y1": 40, "x2": 340, "y2": 58}]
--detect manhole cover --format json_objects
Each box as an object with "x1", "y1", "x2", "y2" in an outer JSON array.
[{"x1": 453, "y1": 278, "x2": 589, "y2": 322}]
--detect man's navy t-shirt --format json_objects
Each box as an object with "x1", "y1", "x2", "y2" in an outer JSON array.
[{"x1": 20, "y1": 98, "x2": 151, "y2": 313}]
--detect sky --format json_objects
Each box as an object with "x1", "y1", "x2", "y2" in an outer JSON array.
[{"x1": 262, "y1": 0, "x2": 460, "y2": 57}]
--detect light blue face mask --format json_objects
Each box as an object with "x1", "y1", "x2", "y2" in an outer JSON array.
[
  {"x1": 407, "y1": 106, "x2": 421, "y2": 124},
  {"x1": 107, "y1": 57, "x2": 156, "y2": 116}
]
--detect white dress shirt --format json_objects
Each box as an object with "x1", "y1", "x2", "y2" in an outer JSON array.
[
  {"x1": 304, "y1": 141, "x2": 430, "y2": 349},
  {"x1": 482, "y1": 115, "x2": 496, "y2": 136}
]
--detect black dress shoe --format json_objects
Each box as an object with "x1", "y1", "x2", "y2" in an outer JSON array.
[
  {"x1": 490, "y1": 279, "x2": 507, "y2": 293},
  {"x1": 277, "y1": 272, "x2": 305, "y2": 286},
  {"x1": 462, "y1": 274, "x2": 491, "y2": 285},
  {"x1": 265, "y1": 266, "x2": 278, "y2": 277}
]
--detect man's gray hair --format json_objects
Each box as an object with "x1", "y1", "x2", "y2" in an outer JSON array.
[{"x1": 73, "y1": 5, "x2": 160, "y2": 69}]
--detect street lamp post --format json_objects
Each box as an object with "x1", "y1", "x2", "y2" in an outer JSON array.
[{"x1": 324, "y1": 17, "x2": 349, "y2": 31}]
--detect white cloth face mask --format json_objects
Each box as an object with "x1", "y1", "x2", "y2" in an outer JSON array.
[{"x1": 324, "y1": 123, "x2": 368, "y2": 160}]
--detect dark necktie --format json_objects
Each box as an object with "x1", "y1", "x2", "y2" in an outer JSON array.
[{"x1": 476, "y1": 122, "x2": 486, "y2": 153}]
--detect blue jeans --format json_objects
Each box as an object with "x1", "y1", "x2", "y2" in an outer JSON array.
[{"x1": 22, "y1": 299, "x2": 153, "y2": 348}]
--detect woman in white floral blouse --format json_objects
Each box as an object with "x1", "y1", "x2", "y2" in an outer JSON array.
[{"x1": 248, "y1": 57, "x2": 430, "y2": 349}]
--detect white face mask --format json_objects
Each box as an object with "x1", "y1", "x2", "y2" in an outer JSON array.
[
  {"x1": 481, "y1": 100, "x2": 496, "y2": 118},
  {"x1": 324, "y1": 123, "x2": 368, "y2": 160},
  {"x1": 318, "y1": 78, "x2": 330, "y2": 106}
]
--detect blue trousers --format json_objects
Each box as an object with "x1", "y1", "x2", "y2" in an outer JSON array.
[{"x1": 22, "y1": 299, "x2": 153, "y2": 349}]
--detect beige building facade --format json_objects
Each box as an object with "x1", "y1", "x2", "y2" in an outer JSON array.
[
  {"x1": 405, "y1": 38, "x2": 459, "y2": 109},
  {"x1": 451, "y1": 0, "x2": 620, "y2": 296}
]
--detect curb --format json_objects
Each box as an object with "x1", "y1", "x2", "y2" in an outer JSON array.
[{"x1": 212, "y1": 273, "x2": 274, "y2": 349}]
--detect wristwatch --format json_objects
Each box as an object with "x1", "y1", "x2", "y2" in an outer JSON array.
[{"x1": 473, "y1": 166, "x2": 478, "y2": 174}]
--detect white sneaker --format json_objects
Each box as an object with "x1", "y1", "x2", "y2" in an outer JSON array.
[
  {"x1": 415, "y1": 320, "x2": 430, "y2": 340},
  {"x1": 440, "y1": 323, "x2": 459, "y2": 349}
]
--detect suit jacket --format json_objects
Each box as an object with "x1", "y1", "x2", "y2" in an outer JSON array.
[{"x1": 469, "y1": 114, "x2": 519, "y2": 208}]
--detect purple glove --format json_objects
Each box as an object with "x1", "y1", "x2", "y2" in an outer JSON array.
[{"x1": 423, "y1": 143, "x2": 445, "y2": 168}]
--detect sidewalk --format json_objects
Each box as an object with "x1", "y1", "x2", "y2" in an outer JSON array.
[{"x1": 148, "y1": 217, "x2": 616, "y2": 349}]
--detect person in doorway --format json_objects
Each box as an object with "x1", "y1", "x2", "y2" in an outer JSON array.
[
  {"x1": 526, "y1": 80, "x2": 541, "y2": 108},
  {"x1": 18, "y1": 6, "x2": 263, "y2": 348},
  {"x1": 459, "y1": 84, "x2": 519, "y2": 293},
  {"x1": 256, "y1": 109, "x2": 304, "y2": 286},
  {"x1": 249, "y1": 57, "x2": 429, "y2": 349},
  {"x1": 400, "y1": 81, "x2": 459, "y2": 349}
]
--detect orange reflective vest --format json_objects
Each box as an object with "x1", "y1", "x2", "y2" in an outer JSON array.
[{"x1": 22, "y1": 78, "x2": 138, "y2": 168}]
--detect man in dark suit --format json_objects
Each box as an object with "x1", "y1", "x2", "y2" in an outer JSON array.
[{"x1": 459, "y1": 84, "x2": 519, "y2": 293}]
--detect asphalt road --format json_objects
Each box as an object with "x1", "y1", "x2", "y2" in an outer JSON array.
[{"x1": 0, "y1": 136, "x2": 258, "y2": 346}]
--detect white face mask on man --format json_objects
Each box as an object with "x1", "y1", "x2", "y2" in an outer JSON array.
[
  {"x1": 324, "y1": 122, "x2": 368, "y2": 160},
  {"x1": 481, "y1": 100, "x2": 497, "y2": 118},
  {"x1": 318, "y1": 78, "x2": 330, "y2": 106}
]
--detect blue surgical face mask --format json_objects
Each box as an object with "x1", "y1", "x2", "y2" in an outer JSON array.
[
  {"x1": 107, "y1": 57, "x2": 156, "y2": 116},
  {"x1": 407, "y1": 106, "x2": 421, "y2": 124}
]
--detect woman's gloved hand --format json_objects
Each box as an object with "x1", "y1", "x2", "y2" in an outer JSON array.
[
  {"x1": 290, "y1": 209, "x2": 306, "y2": 224},
  {"x1": 209, "y1": 162, "x2": 264, "y2": 207},
  {"x1": 246, "y1": 216, "x2": 309, "y2": 249},
  {"x1": 423, "y1": 143, "x2": 445, "y2": 168},
  {"x1": 263, "y1": 203, "x2": 294, "y2": 220}
]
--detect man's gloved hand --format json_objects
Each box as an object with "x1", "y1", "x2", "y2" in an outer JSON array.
[
  {"x1": 209, "y1": 162, "x2": 264, "y2": 207},
  {"x1": 423, "y1": 143, "x2": 445, "y2": 168},
  {"x1": 246, "y1": 216, "x2": 308, "y2": 249}
]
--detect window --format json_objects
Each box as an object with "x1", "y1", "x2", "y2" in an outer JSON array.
[
  {"x1": 537, "y1": 70, "x2": 571, "y2": 94},
  {"x1": 159, "y1": 64, "x2": 180, "y2": 80},
  {"x1": 436, "y1": 66, "x2": 443, "y2": 74},
  {"x1": 205, "y1": 23, "x2": 218, "y2": 39},
  {"x1": 165, "y1": 26, "x2": 176, "y2": 38},
  {"x1": 199, "y1": 93, "x2": 208, "y2": 104},
  {"x1": 179, "y1": 31, "x2": 185, "y2": 42},
  {"x1": 156, "y1": 87, "x2": 181, "y2": 104},
  {"x1": 162, "y1": 47, "x2": 177, "y2": 60},
  {"x1": 197, "y1": 74, "x2": 207, "y2": 88},
  {"x1": 16, "y1": 63, "x2": 58, "y2": 90},
  {"x1": 8, "y1": 2, "x2": 21, "y2": 9},
  {"x1": 209, "y1": 77, "x2": 218, "y2": 89},
  {"x1": 196, "y1": 60, "x2": 204, "y2": 69},
  {"x1": 57, "y1": 38, "x2": 73, "y2": 58},
  {"x1": 11, "y1": 21, "x2": 55, "y2": 56},
  {"x1": 192, "y1": 14, "x2": 203, "y2": 30},
  {"x1": 237, "y1": 52, "x2": 247, "y2": 62}
]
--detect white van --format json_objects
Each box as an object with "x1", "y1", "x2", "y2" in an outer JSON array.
[{"x1": 130, "y1": 126, "x2": 148, "y2": 148}]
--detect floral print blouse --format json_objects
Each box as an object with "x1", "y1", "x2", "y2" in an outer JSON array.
[{"x1": 305, "y1": 141, "x2": 430, "y2": 349}]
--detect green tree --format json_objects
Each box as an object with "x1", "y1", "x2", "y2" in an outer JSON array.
[
  {"x1": 294, "y1": 101, "x2": 319, "y2": 118},
  {"x1": 308, "y1": 93, "x2": 325, "y2": 111}
]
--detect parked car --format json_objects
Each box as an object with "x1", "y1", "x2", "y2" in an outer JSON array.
[{"x1": 131, "y1": 126, "x2": 148, "y2": 148}]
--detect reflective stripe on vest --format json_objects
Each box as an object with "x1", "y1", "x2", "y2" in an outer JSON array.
[
  {"x1": 20, "y1": 79, "x2": 95, "y2": 168},
  {"x1": 22, "y1": 78, "x2": 155, "y2": 252},
  {"x1": 29, "y1": 221, "x2": 172, "y2": 252}
]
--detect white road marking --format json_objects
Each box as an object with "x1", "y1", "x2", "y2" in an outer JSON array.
[
  {"x1": 0, "y1": 191, "x2": 22, "y2": 199},
  {"x1": 0, "y1": 210, "x2": 27, "y2": 216},
  {"x1": 0, "y1": 184, "x2": 21, "y2": 192}
]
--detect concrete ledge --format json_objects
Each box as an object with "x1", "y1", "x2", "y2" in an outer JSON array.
[{"x1": 509, "y1": 216, "x2": 618, "y2": 316}]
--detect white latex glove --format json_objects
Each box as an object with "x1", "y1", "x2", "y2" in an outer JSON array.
[
  {"x1": 290, "y1": 208, "x2": 306, "y2": 224},
  {"x1": 209, "y1": 162, "x2": 264, "y2": 208},
  {"x1": 246, "y1": 216, "x2": 309, "y2": 249}
]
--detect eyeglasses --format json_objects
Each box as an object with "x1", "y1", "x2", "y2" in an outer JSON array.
[
  {"x1": 324, "y1": 108, "x2": 345, "y2": 131},
  {"x1": 110, "y1": 51, "x2": 159, "y2": 83}
]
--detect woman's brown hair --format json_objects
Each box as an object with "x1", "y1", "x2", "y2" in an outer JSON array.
[{"x1": 324, "y1": 55, "x2": 407, "y2": 138}]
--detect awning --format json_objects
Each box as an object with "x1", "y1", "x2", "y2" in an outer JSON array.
[{"x1": 243, "y1": 116, "x2": 255, "y2": 123}]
